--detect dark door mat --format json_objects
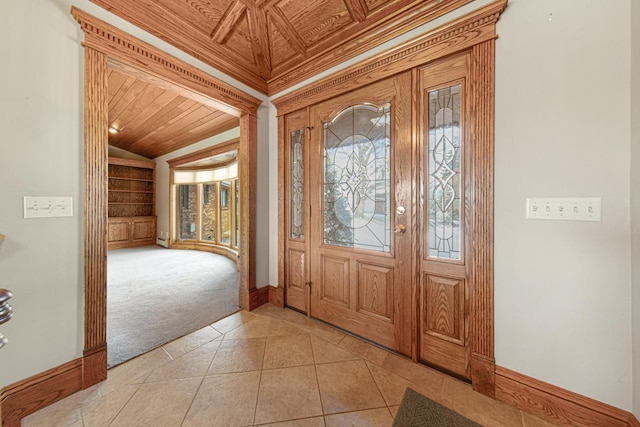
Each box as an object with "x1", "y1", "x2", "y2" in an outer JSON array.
[{"x1": 393, "y1": 388, "x2": 482, "y2": 427}]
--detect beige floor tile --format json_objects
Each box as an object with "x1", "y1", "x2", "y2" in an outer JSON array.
[
  {"x1": 439, "y1": 376, "x2": 523, "y2": 427},
  {"x1": 380, "y1": 353, "x2": 444, "y2": 398},
  {"x1": 268, "y1": 317, "x2": 306, "y2": 336},
  {"x1": 324, "y1": 407, "x2": 394, "y2": 427},
  {"x1": 211, "y1": 310, "x2": 256, "y2": 334},
  {"x1": 101, "y1": 347, "x2": 173, "y2": 395},
  {"x1": 207, "y1": 337, "x2": 266, "y2": 374},
  {"x1": 223, "y1": 316, "x2": 271, "y2": 340},
  {"x1": 147, "y1": 340, "x2": 220, "y2": 382},
  {"x1": 338, "y1": 335, "x2": 388, "y2": 365},
  {"x1": 182, "y1": 371, "x2": 261, "y2": 427},
  {"x1": 263, "y1": 308, "x2": 346, "y2": 345},
  {"x1": 256, "y1": 416, "x2": 326, "y2": 427},
  {"x1": 316, "y1": 360, "x2": 386, "y2": 415},
  {"x1": 162, "y1": 325, "x2": 221, "y2": 359},
  {"x1": 388, "y1": 405, "x2": 400, "y2": 418},
  {"x1": 109, "y1": 378, "x2": 200, "y2": 426},
  {"x1": 310, "y1": 334, "x2": 360, "y2": 365},
  {"x1": 254, "y1": 365, "x2": 323, "y2": 424},
  {"x1": 22, "y1": 408, "x2": 82, "y2": 427},
  {"x1": 263, "y1": 333, "x2": 314, "y2": 369},
  {"x1": 366, "y1": 362, "x2": 412, "y2": 406},
  {"x1": 80, "y1": 384, "x2": 140, "y2": 427},
  {"x1": 522, "y1": 411, "x2": 561, "y2": 427}
]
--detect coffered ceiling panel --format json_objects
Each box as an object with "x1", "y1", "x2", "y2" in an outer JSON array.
[
  {"x1": 107, "y1": 69, "x2": 238, "y2": 159},
  {"x1": 91, "y1": 0, "x2": 473, "y2": 94}
]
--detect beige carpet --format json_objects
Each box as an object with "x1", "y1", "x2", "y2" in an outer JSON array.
[{"x1": 107, "y1": 246, "x2": 239, "y2": 367}]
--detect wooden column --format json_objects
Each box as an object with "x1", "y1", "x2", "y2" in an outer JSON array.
[
  {"x1": 82, "y1": 46, "x2": 108, "y2": 388},
  {"x1": 240, "y1": 113, "x2": 257, "y2": 310},
  {"x1": 470, "y1": 38, "x2": 496, "y2": 397}
]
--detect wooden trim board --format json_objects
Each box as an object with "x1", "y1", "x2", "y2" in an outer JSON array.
[
  {"x1": 0, "y1": 359, "x2": 83, "y2": 427},
  {"x1": 495, "y1": 366, "x2": 639, "y2": 427},
  {"x1": 268, "y1": 285, "x2": 284, "y2": 308},
  {"x1": 167, "y1": 138, "x2": 240, "y2": 168}
]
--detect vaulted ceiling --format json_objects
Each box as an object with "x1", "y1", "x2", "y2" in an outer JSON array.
[
  {"x1": 107, "y1": 68, "x2": 238, "y2": 159},
  {"x1": 91, "y1": 0, "x2": 472, "y2": 95}
]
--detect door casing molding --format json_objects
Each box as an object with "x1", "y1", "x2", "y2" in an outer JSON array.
[
  {"x1": 273, "y1": 0, "x2": 507, "y2": 397},
  {"x1": 72, "y1": 7, "x2": 262, "y2": 388}
]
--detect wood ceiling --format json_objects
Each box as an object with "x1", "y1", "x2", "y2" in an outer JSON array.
[
  {"x1": 107, "y1": 68, "x2": 238, "y2": 159},
  {"x1": 90, "y1": 0, "x2": 473, "y2": 95}
]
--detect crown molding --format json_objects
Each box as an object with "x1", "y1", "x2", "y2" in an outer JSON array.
[
  {"x1": 71, "y1": 7, "x2": 263, "y2": 116},
  {"x1": 272, "y1": 0, "x2": 507, "y2": 115}
]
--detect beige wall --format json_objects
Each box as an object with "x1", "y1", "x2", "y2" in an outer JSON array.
[{"x1": 631, "y1": 0, "x2": 640, "y2": 418}]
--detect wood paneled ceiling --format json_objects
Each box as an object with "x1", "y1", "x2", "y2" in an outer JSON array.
[
  {"x1": 107, "y1": 68, "x2": 238, "y2": 159},
  {"x1": 90, "y1": 0, "x2": 473, "y2": 95}
]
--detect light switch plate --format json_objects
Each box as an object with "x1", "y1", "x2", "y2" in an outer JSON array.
[
  {"x1": 24, "y1": 196, "x2": 73, "y2": 218},
  {"x1": 526, "y1": 198, "x2": 601, "y2": 221}
]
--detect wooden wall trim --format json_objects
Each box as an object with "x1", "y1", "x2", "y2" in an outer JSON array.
[
  {"x1": 239, "y1": 114, "x2": 257, "y2": 310},
  {"x1": 267, "y1": 0, "x2": 475, "y2": 95},
  {"x1": 268, "y1": 285, "x2": 284, "y2": 308},
  {"x1": 469, "y1": 38, "x2": 496, "y2": 397},
  {"x1": 167, "y1": 138, "x2": 240, "y2": 168},
  {"x1": 71, "y1": 7, "x2": 262, "y2": 117},
  {"x1": 0, "y1": 359, "x2": 83, "y2": 427},
  {"x1": 272, "y1": 0, "x2": 507, "y2": 116},
  {"x1": 83, "y1": 46, "x2": 109, "y2": 389},
  {"x1": 495, "y1": 366, "x2": 640, "y2": 427}
]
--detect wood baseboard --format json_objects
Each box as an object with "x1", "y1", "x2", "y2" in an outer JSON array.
[
  {"x1": 83, "y1": 345, "x2": 107, "y2": 388},
  {"x1": 248, "y1": 285, "x2": 282, "y2": 310},
  {"x1": 0, "y1": 358, "x2": 83, "y2": 427},
  {"x1": 268, "y1": 285, "x2": 284, "y2": 307},
  {"x1": 495, "y1": 366, "x2": 639, "y2": 427}
]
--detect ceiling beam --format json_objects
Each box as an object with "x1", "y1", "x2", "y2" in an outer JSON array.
[
  {"x1": 343, "y1": 0, "x2": 368, "y2": 22},
  {"x1": 246, "y1": 6, "x2": 272, "y2": 78},
  {"x1": 210, "y1": 1, "x2": 247, "y2": 43},
  {"x1": 267, "y1": 6, "x2": 307, "y2": 59}
]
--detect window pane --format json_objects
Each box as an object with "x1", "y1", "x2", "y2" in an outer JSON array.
[
  {"x1": 427, "y1": 84, "x2": 462, "y2": 260},
  {"x1": 290, "y1": 129, "x2": 304, "y2": 239},
  {"x1": 178, "y1": 184, "x2": 197, "y2": 240},
  {"x1": 323, "y1": 105, "x2": 391, "y2": 253},
  {"x1": 235, "y1": 179, "x2": 239, "y2": 248},
  {"x1": 219, "y1": 180, "x2": 231, "y2": 245},
  {"x1": 201, "y1": 183, "x2": 216, "y2": 241}
]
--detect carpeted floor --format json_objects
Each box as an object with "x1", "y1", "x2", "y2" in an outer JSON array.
[{"x1": 107, "y1": 246, "x2": 239, "y2": 368}]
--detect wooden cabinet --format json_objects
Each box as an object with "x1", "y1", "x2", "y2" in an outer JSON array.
[{"x1": 108, "y1": 157, "x2": 156, "y2": 249}]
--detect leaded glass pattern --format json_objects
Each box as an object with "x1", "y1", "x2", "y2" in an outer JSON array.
[
  {"x1": 323, "y1": 104, "x2": 391, "y2": 253},
  {"x1": 427, "y1": 85, "x2": 462, "y2": 260},
  {"x1": 290, "y1": 129, "x2": 305, "y2": 239}
]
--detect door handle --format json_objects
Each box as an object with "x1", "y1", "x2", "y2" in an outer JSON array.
[{"x1": 394, "y1": 224, "x2": 406, "y2": 234}]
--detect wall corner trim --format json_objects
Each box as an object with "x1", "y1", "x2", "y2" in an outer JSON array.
[{"x1": 495, "y1": 365, "x2": 638, "y2": 427}]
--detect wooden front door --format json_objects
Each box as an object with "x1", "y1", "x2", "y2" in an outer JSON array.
[{"x1": 307, "y1": 73, "x2": 413, "y2": 355}]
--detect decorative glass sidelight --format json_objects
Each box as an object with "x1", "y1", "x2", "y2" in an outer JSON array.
[
  {"x1": 290, "y1": 129, "x2": 305, "y2": 239},
  {"x1": 427, "y1": 85, "x2": 462, "y2": 260},
  {"x1": 323, "y1": 104, "x2": 391, "y2": 253}
]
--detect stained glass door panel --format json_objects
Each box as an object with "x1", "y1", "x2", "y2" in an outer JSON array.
[{"x1": 309, "y1": 73, "x2": 413, "y2": 356}]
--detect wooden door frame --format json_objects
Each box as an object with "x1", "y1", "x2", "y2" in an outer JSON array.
[
  {"x1": 273, "y1": 0, "x2": 507, "y2": 398},
  {"x1": 72, "y1": 8, "x2": 262, "y2": 388}
]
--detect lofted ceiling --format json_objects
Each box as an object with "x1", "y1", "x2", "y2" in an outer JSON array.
[
  {"x1": 107, "y1": 68, "x2": 238, "y2": 159},
  {"x1": 90, "y1": 0, "x2": 473, "y2": 95}
]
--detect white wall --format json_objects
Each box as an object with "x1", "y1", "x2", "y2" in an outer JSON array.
[
  {"x1": 108, "y1": 145, "x2": 151, "y2": 162},
  {"x1": 0, "y1": 0, "x2": 84, "y2": 388},
  {"x1": 494, "y1": 0, "x2": 632, "y2": 410},
  {"x1": 631, "y1": 0, "x2": 640, "y2": 418}
]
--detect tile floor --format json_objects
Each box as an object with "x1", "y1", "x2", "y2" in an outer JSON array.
[{"x1": 22, "y1": 304, "x2": 557, "y2": 426}]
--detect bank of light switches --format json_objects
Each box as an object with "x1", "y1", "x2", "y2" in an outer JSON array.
[
  {"x1": 23, "y1": 197, "x2": 73, "y2": 219},
  {"x1": 526, "y1": 198, "x2": 601, "y2": 222}
]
